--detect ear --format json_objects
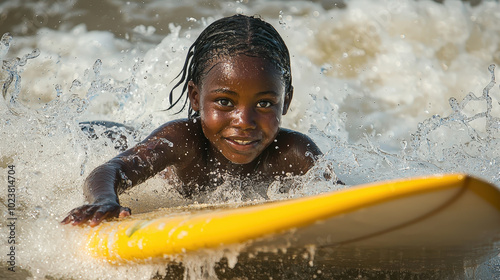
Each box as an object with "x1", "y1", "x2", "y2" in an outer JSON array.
[
  {"x1": 188, "y1": 81, "x2": 200, "y2": 112},
  {"x1": 282, "y1": 86, "x2": 293, "y2": 115}
]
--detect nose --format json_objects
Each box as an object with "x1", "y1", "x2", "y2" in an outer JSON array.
[{"x1": 231, "y1": 107, "x2": 257, "y2": 130}]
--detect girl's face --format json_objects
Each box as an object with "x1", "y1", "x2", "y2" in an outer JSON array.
[{"x1": 188, "y1": 55, "x2": 292, "y2": 165}]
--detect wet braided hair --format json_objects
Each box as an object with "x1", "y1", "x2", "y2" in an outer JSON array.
[{"x1": 168, "y1": 14, "x2": 292, "y2": 118}]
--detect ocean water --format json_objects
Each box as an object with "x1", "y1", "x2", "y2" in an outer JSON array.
[{"x1": 1, "y1": 0, "x2": 500, "y2": 279}]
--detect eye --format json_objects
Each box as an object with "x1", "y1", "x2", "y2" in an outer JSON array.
[
  {"x1": 257, "y1": 101, "x2": 273, "y2": 108},
  {"x1": 216, "y1": 99, "x2": 233, "y2": 107}
]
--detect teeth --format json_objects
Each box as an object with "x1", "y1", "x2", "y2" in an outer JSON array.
[{"x1": 234, "y1": 139, "x2": 252, "y2": 145}]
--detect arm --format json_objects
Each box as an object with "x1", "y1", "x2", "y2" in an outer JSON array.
[
  {"x1": 60, "y1": 159, "x2": 133, "y2": 227},
  {"x1": 62, "y1": 119, "x2": 199, "y2": 226}
]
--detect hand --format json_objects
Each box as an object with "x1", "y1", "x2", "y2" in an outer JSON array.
[{"x1": 61, "y1": 201, "x2": 131, "y2": 227}]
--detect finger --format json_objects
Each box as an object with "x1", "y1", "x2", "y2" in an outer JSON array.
[
  {"x1": 71, "y1": 213, "x2": 92, "y2": 226},
  {"x1": 70, "y1": 205, "x2": 98, "y2": 226},
  {"x1": 61, "y1": 207, "x2": 88, "y2": 225},
  {"x1": 61, "y1": 214, "x2": 73, "y2": 224},
  {"x1": 61, "y1": 209, "x2": 80, "y2": 224},
  {"x1": 119, "y1": 207, "x2": 131, "y2": 218},
  {"x1": 82, "y1": 205, "x2": 100, "y2": 218},
  {"x1": 89, "y1": 210, "x2": 112, "y2": 227}
]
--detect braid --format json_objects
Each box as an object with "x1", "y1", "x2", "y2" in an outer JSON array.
[{"x1": 167, "y1": 14, "x2": 292, "y2": 119}]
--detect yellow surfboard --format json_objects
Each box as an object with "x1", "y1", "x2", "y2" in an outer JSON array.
[{"x1": 84, "y1": 174, "x2": 500, "y2": 270}]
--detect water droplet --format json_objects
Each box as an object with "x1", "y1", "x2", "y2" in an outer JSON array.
[
  {"x1": 93, "y1": 59, "x2": 102, "y2": 76},
  {"x1": 55, "y1": 84, "x2": 62, "y2": 97}
]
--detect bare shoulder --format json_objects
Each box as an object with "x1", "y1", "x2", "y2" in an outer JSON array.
[
  {"x1": 146, "y1": 118, "x2": 202, "y2": 141},
  {"x1": 125, "y1": 118, "x2": 205, "y2": 168},
  {"x1": 275, "y1": 128, "x2": 321, "y2": 155},
  {"x1": 261, "y1": 128, "x2": 321, "y2": 175}
]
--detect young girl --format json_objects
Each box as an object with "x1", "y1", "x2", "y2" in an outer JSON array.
[{"x1": 62, "y1": 14, "x2": 323, "y2": 227}]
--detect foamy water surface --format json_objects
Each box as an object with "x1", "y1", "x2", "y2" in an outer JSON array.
[{"x1": 1, "y1": 0, "x2": 500, "y2": 279}]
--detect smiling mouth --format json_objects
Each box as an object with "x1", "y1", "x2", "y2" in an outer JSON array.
[
  {"x1": 233, "y1": 139, "x2": 255, "y2": 145},
  {"x1": 225, "y1": 138, "x2": 260, "y2": 148}
]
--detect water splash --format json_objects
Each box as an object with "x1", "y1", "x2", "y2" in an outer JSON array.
[
  {"x1": 409, "y1": 64, "x2": 500, "y2": 183},
  {"x1": 1, "y1": 46, "x2": 40, "y2": 115},
  {"x1": 0, "y1": 33, "x2": 13, "y2": 60}
]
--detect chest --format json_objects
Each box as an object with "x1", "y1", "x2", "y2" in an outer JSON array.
[{"x1": 172, "y1": 159, "x2": 277, "y2": 198}]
